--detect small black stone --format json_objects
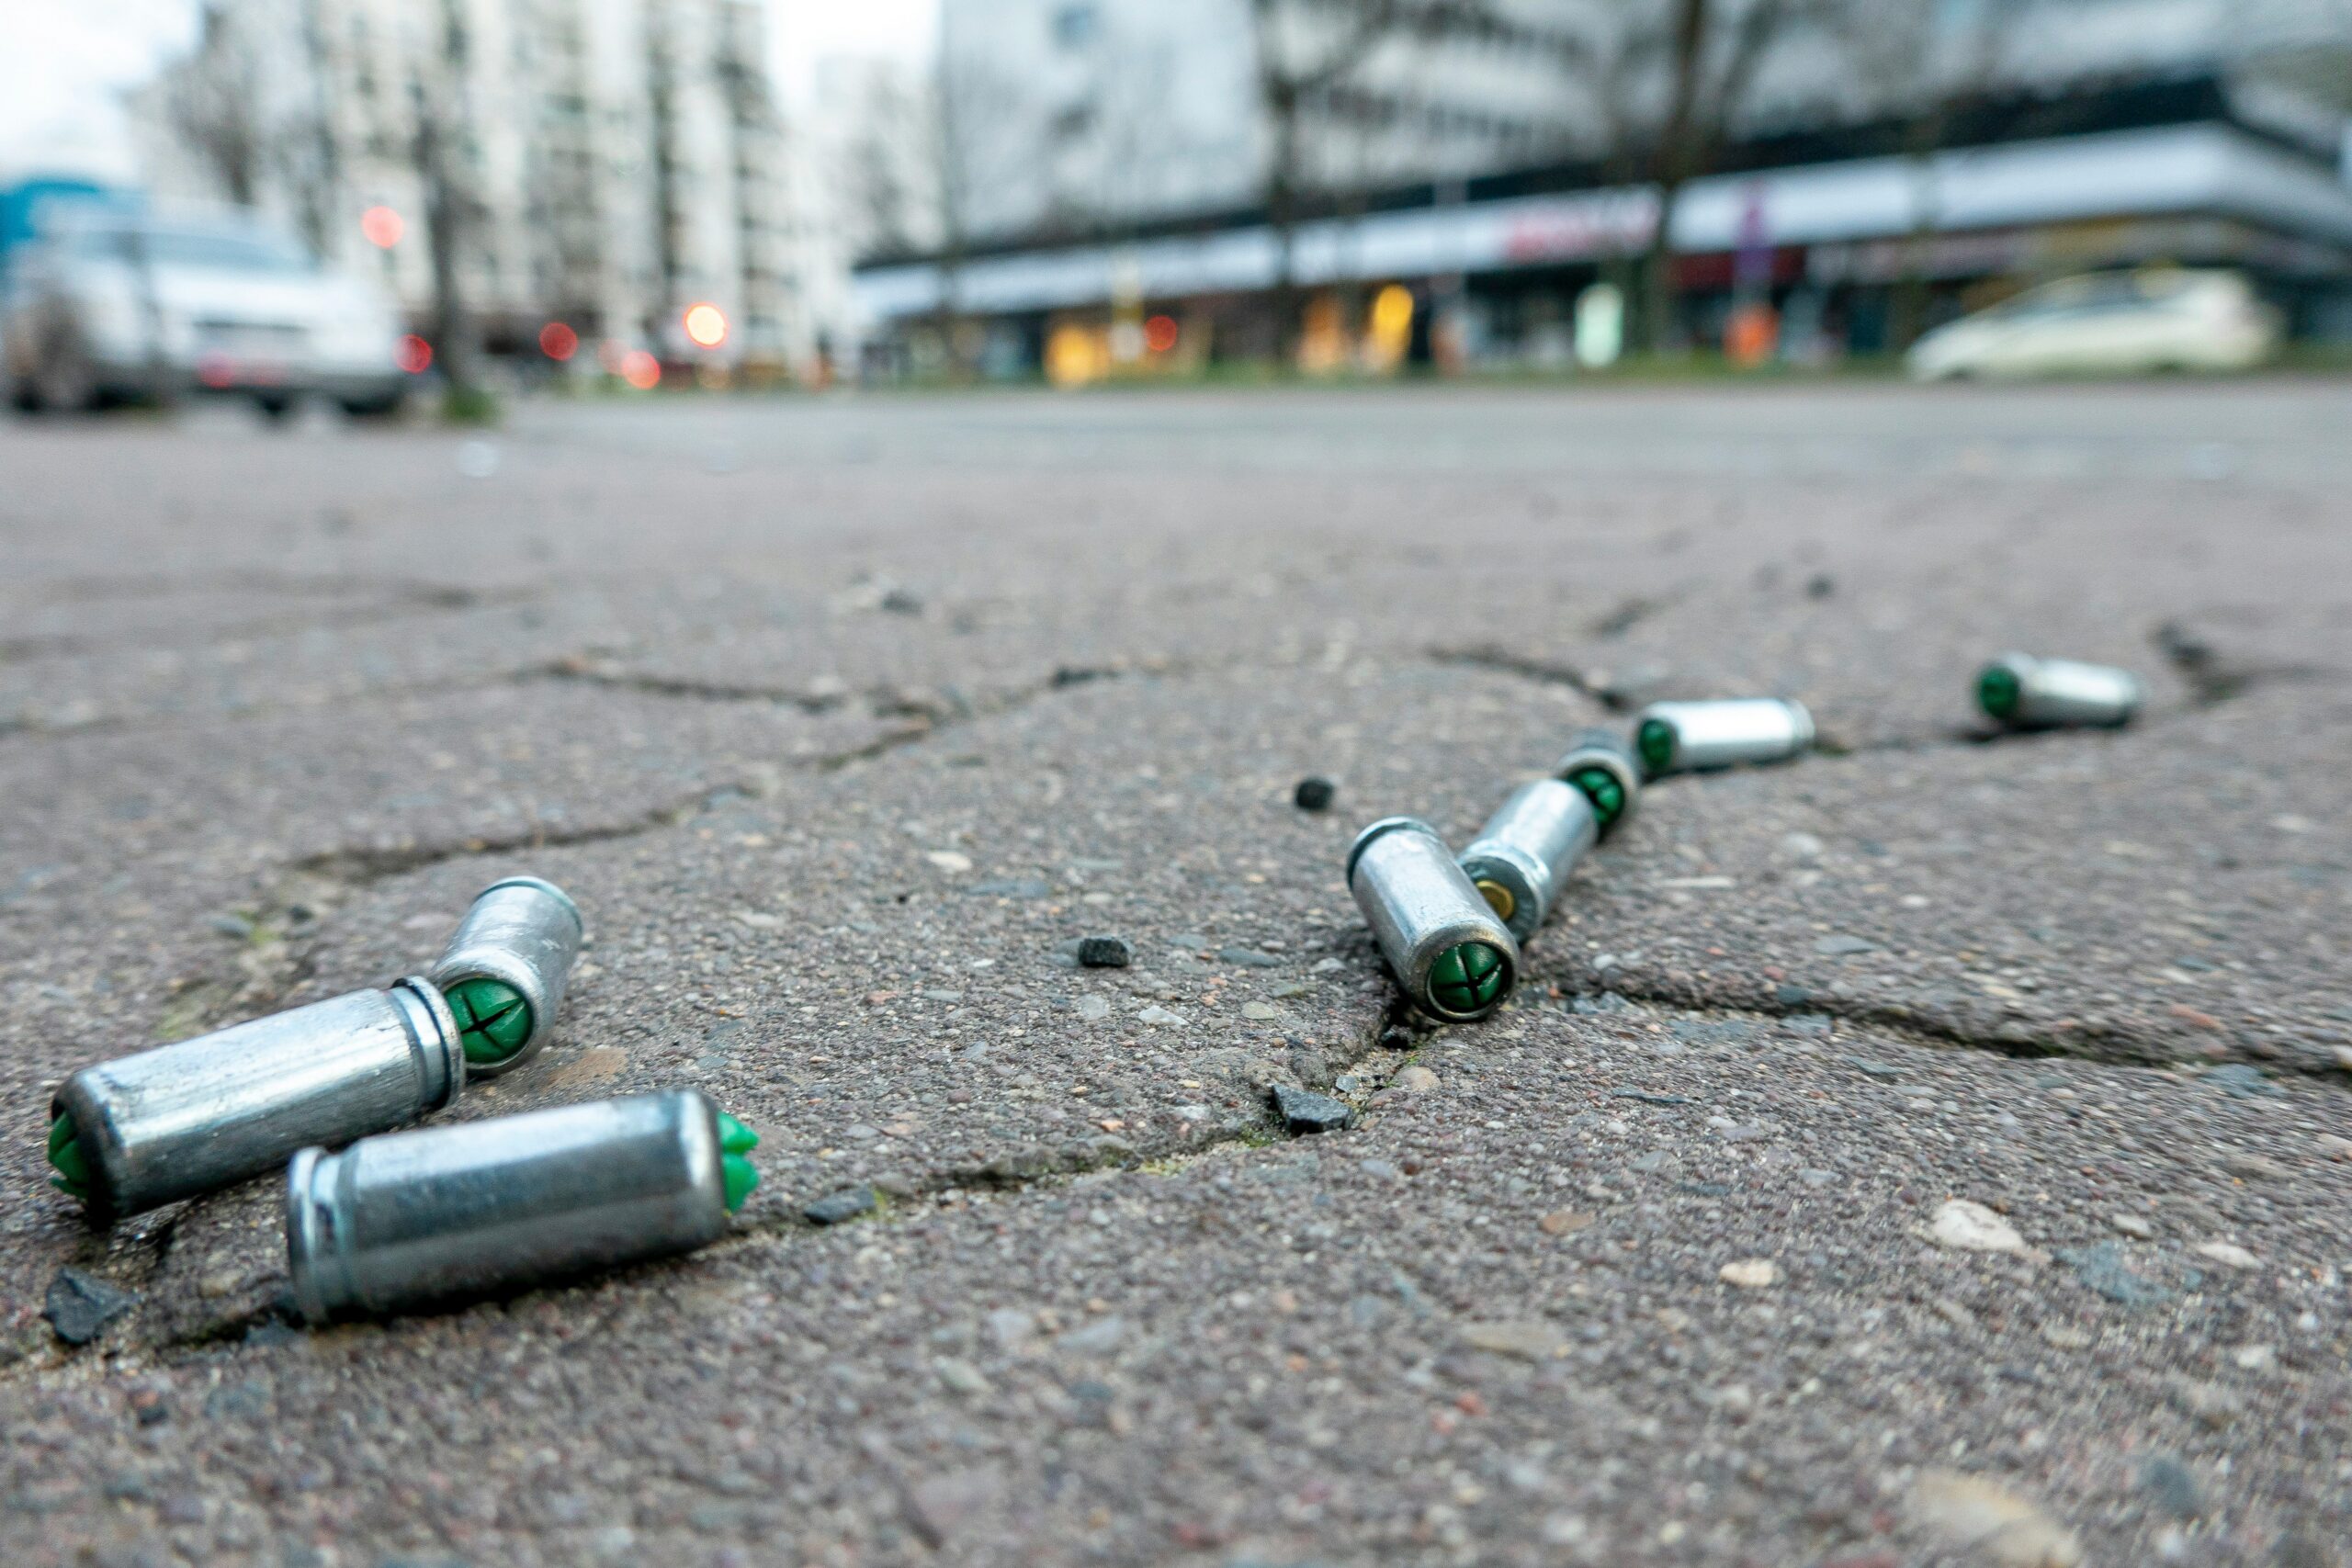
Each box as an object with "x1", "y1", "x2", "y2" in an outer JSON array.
[
  {"x1": 1271, "y1": 1083, "x2": 1353, "y2": 1134},
  {"x1": 1077, "y1": 935, "x2": 1132, "y2": 968},
  {"x1": 43, "y1": 1267, "x2": 136, "y2": 1346},
  {"x1": 1293, "y1": 776, "x2": 1336, "y2": 812},
  {"x1": 803, "y1": 1185, "x2": 879, "y2": 1226},
  {"x1": 1610, "y1": 1089, "x2": 1692, "y2": 1106}
]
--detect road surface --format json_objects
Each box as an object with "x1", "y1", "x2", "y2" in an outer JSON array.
[{"x1": 1, "y1": 380, "x2": 2347, "y2": 1566}]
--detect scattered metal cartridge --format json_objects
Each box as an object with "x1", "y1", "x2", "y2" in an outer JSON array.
[
  {"x1": 1634, "y1": 698, "x2": 1815, "y2": 778},
  {"x1": 50, "y1": 978, "x2": 463, "y2": 1220},
  {"x1": 1975, "y1": 653, "x2": 2143, "y2": 730},
  {"x1": 1553, "y1": 727, "x2": 1643, "y2": 835},
  {"x1": 286, "y1": 1089, "x2": 759, "y2": 1323},
  {"x1": 1347, "y1": 818, "x2": 1521, "y2": 1023},
  {"x1": 1458, "y1": 780, "x2": 1597, "y2": 942},
  {"x1": 429, "y1": 875, "x2": 583, "y2": 1077}
]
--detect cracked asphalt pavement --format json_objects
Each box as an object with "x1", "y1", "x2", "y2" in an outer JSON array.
[{"x1": 2, "y1": 382, "x2": 2348, "y2": 1568}]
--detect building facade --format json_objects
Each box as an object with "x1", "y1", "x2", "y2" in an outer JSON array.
[
  {"x1": 133, "y1": 0, "x2": 821, "y2": 374},
  {"x1": 930, "y1": 0, "x2": 1600, "y2": 246},
  {"x1": 857, "y1": 0, "x2": 2352, "y2": 371}
]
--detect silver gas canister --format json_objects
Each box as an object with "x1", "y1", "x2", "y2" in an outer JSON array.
[
  {"x1": 287, "y1": 1089, "x2": 760, "y2": 1323},
  {"x1": 429, "y1": 876, "x2": 583, "y2": 1077},
  {"x1": 1634, "y1": 698, "x2": 1815, "y2": 778},
  {"x1": 49, "y1": 978, "x2": 462, "y2": 1220},
  {"x1": 1976, "y1": 654, "x2": 2143, "y2": 730},
  {"x1": 1346, "y1": 818, "x2": 1521, "y2": 1023},
  {"x1": 1553, "y1": 727, "x2": 1642, "y2": 835},
  {"x1": 1458, "y1": 780, "x2": 1597, "y2": 943}
]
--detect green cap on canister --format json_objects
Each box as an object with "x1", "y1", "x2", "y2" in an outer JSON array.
[
  {"x1": 1429, "y1": 941, "x2": 1509, "y2": 1015},
  {"x1": 717, "y1": 1110, "x2": 760, "y2": 1213},
  {"x1": 445, "y1": 977, "x2": 535, "y2": 1066},
  {"x1": 1567, "y1": 766, "x2": 1626, "y2": 828},
  {"x1": 1635, "y1": 717, "x2": 1677, "y2": 779},
  {"x1": 48, "y1": 1111, "x2": 90, "y2": 1200}
]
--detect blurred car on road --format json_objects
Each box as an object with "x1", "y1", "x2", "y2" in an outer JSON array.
[
  {"x1": 1905, "y1": 268, "x2": 2280, "y2": 381},
  {"x1": 3, "y1": 209, "x2": 408, "y2": 418}
]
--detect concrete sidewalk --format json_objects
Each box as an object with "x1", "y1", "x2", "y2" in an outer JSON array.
[{"x1": 1, "y1": 382, "x2": 2346, "y2": 1567}]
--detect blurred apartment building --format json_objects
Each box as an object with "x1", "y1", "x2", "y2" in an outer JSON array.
[
  {"x1": 132, "y1": 0, "x2": 822, "y2": 372},
  {"x1": 854, "y1": 0, "x2": 2352, "y2": 371}
]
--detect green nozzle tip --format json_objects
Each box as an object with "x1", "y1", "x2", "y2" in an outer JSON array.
[
  {"x1": 48, "y1": 1111, "x2": 75, "y2": 1159},
  {"x1": 1977, "y1": 662, "x2": 2022, "y2": 720},
  {"x1": 1429, "y1": 941, "x2": 1509, "y2": 1015},
  {"x1": 1636, "y1": 718, "x2": 1676, "y2": 778},
  {"x1": 717, "y1": 1111, "x2": 759, "y2": 1155},
  {"x1": 1569, "y1": 767, "x2": 1625, "y2": 826},
  {"x1": 446, "y1": 977, "x2": 534, "y2": 1065},
  {"x1": 721, "y1": 1153, "x2": 759, "y2": 1213}
]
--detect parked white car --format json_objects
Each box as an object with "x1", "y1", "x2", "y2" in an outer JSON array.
[
  {"x1": 1905, "y1": 268, "x2": 2281, "y2": 381},
  {"x1": 4, "y1": 209, "x2": 409, "y2": 417}
]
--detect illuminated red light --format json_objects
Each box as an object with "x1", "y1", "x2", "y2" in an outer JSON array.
[
  {"x1": 620, "y1": 349, "x2": 662, "y2": 390},
  {"x1": 396, "y1": 334, "x2": 434, "y2": 374},
  {"x1": 539, "y1": 321, "x2": 579, "y2": 361},
  {"x1": 1144, "y1": 314, "x2": 1180, "y2": 354},
  {"x1": 361, "y1": 206, "x2": 404, "y2": 249}
]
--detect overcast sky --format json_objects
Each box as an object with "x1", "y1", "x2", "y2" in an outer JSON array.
[{"x1": 0, "y1": 0, "x2": 939, "y2": 182}]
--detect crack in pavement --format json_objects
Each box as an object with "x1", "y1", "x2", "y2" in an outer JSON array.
[
  {"x1": 1588, "y1": 593, "x2": 1676, "y2": 641},
  {"x1": 1437, "y1": 620, "x2": 2345, "y2": 761},
  {"x1": 146, "y1": 658, "x2": 1177, "y2": 1037},
  {"x1": 0, "y1": 577, "x2": 537, "y2": 666},
  {"x1": 12, "y1": 629, "x2": 2343, "y2": 1374},
  {"x1": 1427, "y1": 634, "x2": 2352, "y2": 1076},
  {"x1": 1429, "y1": 645, "x2": 1639, "y2": 712},
  {"x1": 523, "y1": 657, "x2": 863, "y2": 714},
  {"x1": 1544, "y1": 960, "x2": 2352, "y2": 1080},
  {"x1": 291, "y1": 788, "x2": 728, "y2": 888},
  {"x1": 0, "y1": 630, "x2": 1166, "y2": 745},
  {"x1": 8, "y1": 992, "x2": 1420, "y2": 1371},
  {"x1": 2151, "y1": 618, "x2": 2336, "y2": 709}
]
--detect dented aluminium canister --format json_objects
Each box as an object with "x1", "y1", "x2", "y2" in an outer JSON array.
[
  {"x1": 286, "y1": 1089, "x2": 759, "y2": 1323},
  {"x1": 1634, "y1": 698, "x2": 1815, "y2": 778},
  {"x1": 49, "y1": 979, "x2": 463, "y2": 1220},
  {"x1": 429, "y1": 876, "x2": 583, "y2": 1077},
  {"x1": 1458, "y1": 780, "x2": 1597, "y2": 943},
  {"x1": 1976, "y1": 654, "x2": 2143, "y2": 730},
  {"x1": 1553, "y1": 727, "x2": 1642, "y2": 835},
  {"x1": 1347, "y1": 818, "x2": 1521, "y2": 1023}
]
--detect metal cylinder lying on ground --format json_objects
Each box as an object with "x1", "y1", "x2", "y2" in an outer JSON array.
[
  {"x1": 429, "y1": 876, "x2": 583, "y2": 1077},
  {"x1": 1347, "y1": 817, "x2": 1521, "y2": 1022},
  {"x1": 1552, "y1": 727, "x2": 1642, "y2": 835},
  {"x1": 287, "y1": 1089, "x2": 759, "y2": 1324},
  {"x1": 49, "y1": 979, "x2": 463, "y2": 1220},
  {"x1": 1634, "y1": 698, "x2": 1815, "y2": 778},
  {"x1": 1458, "y1": 781, "x2": 1598, "y2": 942},
  {"x1": 1976, "y1": 653, "x2": 2143, "y2": 730}
]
